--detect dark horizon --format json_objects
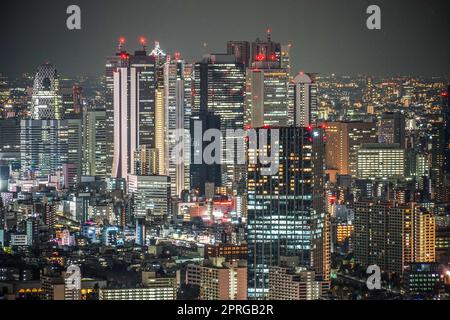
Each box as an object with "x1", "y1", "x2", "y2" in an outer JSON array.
[{"x1": 1, "y1": 0, "x2": 450, "y2": 78}]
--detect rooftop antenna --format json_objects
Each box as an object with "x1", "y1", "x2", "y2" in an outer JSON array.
[
  {"x1": 150, "y1": 41, "x2": 166, "y2": 57},
  {"x1": 118, "y1": 37, "x2": 126, "y2": 52},
  {"x1": 139, "y1": 36, "x2": 147, "y2": 51},
  {"x1": 266, "y1": 28, "x2": 272, "y2": 42}
]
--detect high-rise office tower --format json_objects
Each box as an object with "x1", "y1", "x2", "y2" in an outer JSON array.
[
  {"x1": 227, "y1": 41, "x2": 251, "y2": 68},
  {"x1": 190, "y1": 112, "x2": 222, "y2": 195},
  {"x1": 66, "y1": 118, "x2": 83, "y2": 184},
  {"x1": 429, "y1": 119, "x2": 447, "y2": 203},
  {"x1": 293, "y1": 73, "x2": 318, "y2": 127},
  {"x1": 247, "y1": 127, "x2": 313, "y2": 299},
  {"x1": 245, "y1": 32, "x2": 291, "y2": 128},
  {"x1": 378, "y1": 112, "x2": 406, "y2": 148},
  {"x1": 193, "y1": 54, "x2": 245, "y2": 192},
  {"x1": 107, "y1": 39, "x2": 156, "y2": 179},
  {"x1": 31, "y1": 63, "x2": 61, "y2": 120},
  {"x1": 105, "y1": 39, "x2": 126, "y2": 176},
  {"x1": 82, "y1": 106, "x2": 107, "y2": 177},
  {"x1": 151, "y1": 41, "x2": 167, "y2": 176},
  {"x1": 164, "y1": 54, "x2": 191, "y2": 196},
  {"x1": 325, "y1": 122, "x2": 378, "y2": 181},
  {"x1": 61, "y1": 84, "x2": 83, "y2": 119},
  {"x1": 310, "y1": 127, "x2": 331, "y2": 281},
  {"x1": 20, "y1": 120, "x2": 68, "y2": 178},
  {"x1": 111, "y1": 43, "x2": 157, "y2": 181},
  {"x1": 442, "y1": 86, "x2": 450, "y2": 179}
]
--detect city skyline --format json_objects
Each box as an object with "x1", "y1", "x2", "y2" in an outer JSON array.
[{"x1": 0, "y1": 0, "x2": 449, "y2": 304}]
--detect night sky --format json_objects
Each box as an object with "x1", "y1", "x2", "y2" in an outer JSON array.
[{"x1": 1, "y1": 0, "x2": 449, "y2": 77}]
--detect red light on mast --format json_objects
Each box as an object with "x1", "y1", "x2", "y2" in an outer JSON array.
[
  {"x1": 139, "y1": 36, "x2": 147, "y2": 46},
  {"x1": 256, "y1": 54, "x2": 266, "y2": 61},
  {"x1": 119, "y1": 37, "x2": 126, "y2": 44}
]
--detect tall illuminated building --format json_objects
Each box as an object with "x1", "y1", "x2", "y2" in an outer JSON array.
[
  {"x1": 164, "y1": 54, "x2": 192, "y2": 196},
  {"x1": 105, "y1": 39, "x2": 125, "y2": 176},
  {"x1": 247, "y1": 127, "x2": 313, "y2": 299},
  {"x1": 31, "y1": 63, "x2": 61, "y2": 120},
  {"x1": 325, "y1": 122, "x2": 377, "y2": 181},
  {"x1": 82, "y1": 106, "x2": 107, "y2": 177},
  {"x1": 66, "y1": 118, "x2": 83, "y2": 184},
  {"x1": 245, "y1": 31, "x2": 291, "y2": 128},
  {"x1": 378, "y1": 112, "x2": 406, "y2": 148},
  {"x1": 61, "y1": 84, "x2": 83, "y2": 119},
  {"x1": 354, "y1": 200, "x2": 397, "y2": 274},
  {"x1": 442, "y1": 86, "x2": 450, "y2": 178},
  {"x1": 20, "y1": 120, "x2": 68, "y2": 178},
  {"x1": 193, "y1": 54, "x2": 245, "y2": 192},
  {"x1": 310, "y1": 126, "x2": 330, "y2": 281},
  {"x1": 413, "y1": 207, "x2": 436, "y2": 263},
  {"x1": 111, "y1": 41, "x2": 157, "y2": 181},
  {"x1": 292, "y1": 72, "x2": 318, "y2": 127},
  {"x1": 429, "y1": 119, "x2": 447, "y2": 203},
  {"x1": 151, "y1": 41, "x2": 167, "y2": 176}
]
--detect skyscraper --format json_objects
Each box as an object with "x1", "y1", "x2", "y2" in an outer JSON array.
[
  {"x1": 82, "y1": 106, "x2": 107, "y2": 177},
  {"x1": 31, "y1": 63, "x2": 61, "y2": 120},
  {"x1": 193, "y1": 54, "x2": 246, "y2": 192},
  {"x1": 245, "y1": 32, "x2": 291, "y2": 128},
  {"x1": 164, "y1": 54, "x2": 192, "y2": 196},
  {"x1": 441, "y1": 86, "x2": 450, "y2": 180},
  {"x1": 293, "y1": 72, "x2": 318, "y2": 127},
  {"x1": 20, "y1": 119, "x2": 68, "y2": 178},
  {"x1": 310, "y1": 126, "x2": 331, "y2": 281},
  {"x1": 429, "y1": 119, "x2": 447, "y2": 203},
  {"x1": 325, "y1": 122, "x2": 378, "y2": 181},
  {"x1": 107, "y1": 40, "x2": 156, "y2": 179},
  {"x1": 247, "y1": 127, "x2": 313, "y2": 299},
  {"x1": 105, "y1": 39, "x2": 125, "y2": 176},
  {"x1": 227, "y1": 41, "x2": 251, "y2": 68},
  {"x1": 111, "y1": 45, "x2": 157, "y2": 181},
  {"x1": 378, "y1": 112, "x2": 406, "y2": 148}
]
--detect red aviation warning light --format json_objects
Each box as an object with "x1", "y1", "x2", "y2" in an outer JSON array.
[
  {"x1": 119, "y1": 37, "x2": 126, "y2": 45},
  {"x1": 256, "y1": 54, "x2": 266, "y2": 61},
  {"x1": 139, "y1": 36, "x2": 147, "y2": 46}
]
